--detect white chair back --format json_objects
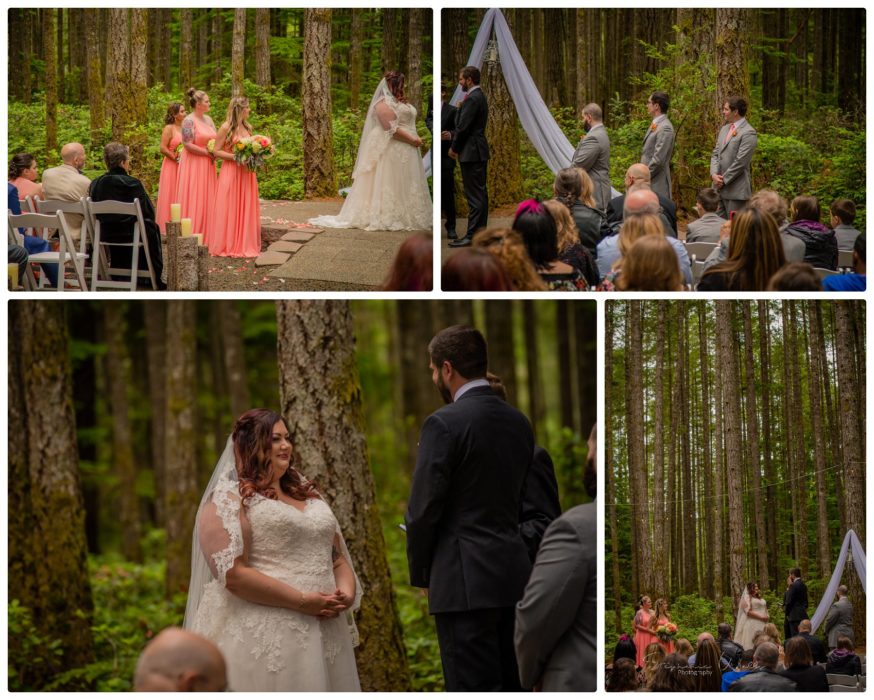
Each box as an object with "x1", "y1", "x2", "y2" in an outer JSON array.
[
  {"x1": 36, "y1": 197, "x2": 91, "y2": 256},
  {"x1": 85, "y1": 197, "x2": 157, "y2": 291},
  {"x1": 685, "y1": 241, "x2": 718, "y2": 260},
  {"x1": 7, "y1": 210, "x2": 87, "y2": 290},
  {"x1": 838, "y1": 249, "x2": 855, "y2": 269}
]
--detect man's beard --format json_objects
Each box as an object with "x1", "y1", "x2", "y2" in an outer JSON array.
[
  {"x1": 460, "y1": 83, "x2": 469, "y2": 93},
  {"x1": 582, "y1": 121, "x2": 591, "y2": 133},
  {"x1": 435, "y1": 373, "x2": 453, "y2": 405}
]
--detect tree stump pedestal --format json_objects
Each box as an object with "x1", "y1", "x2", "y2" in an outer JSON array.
[{"x1": 165, "y1": 222, "x2": 209, "y2": 291}]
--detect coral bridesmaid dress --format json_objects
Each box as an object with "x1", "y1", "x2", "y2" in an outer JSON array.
[
  {"x1": 208, "y1": 134, "x2": 261, "y2": 257},
  {"x1": 156, "y1": 132, "x2": 182, "y2": 234},
  {"x1": 175, "y1": 117, "x2": 217, "y2": 236}
]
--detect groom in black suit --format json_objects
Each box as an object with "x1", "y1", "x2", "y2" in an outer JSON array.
[
  {"x1": 440, "y1": 81, "x2": 458, "y2": 240},
  {"x1": 448, "y1": 66, "x2": 489, "y2": 247},
  {"x1": 405, "y1": 326, "x2": 534, "y2": 691},
  {"x1": 783, "y1": 568, "x2": 809, "y2": 640}
]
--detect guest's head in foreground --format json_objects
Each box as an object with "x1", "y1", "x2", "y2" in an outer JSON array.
[
  {"x1": 649, "y1": 653, "x2": 694, "y2": 691},
  {"x1": 164, "y1": 102, "x2": 186, "y2": 126},
  {"x1": 552, "y1": 167, "x2": 583, "y2": 209},
  {"x1": 717, "y1": 622, "x2": 733, "y2": 640},
  {"x1": 695, "y1": 187, "x2": 721, "y2": 217},
  {"x1": 186, "y1": 87, "x2": 211, "y2": 114},
  {"x1": 384, "y1": 71, "x2": 407, "y2": 102},
  {"x1": 700, "y1": 207, "x2": 786, "y2": 290},
  {"x1": 473, "y1": 228, "x2": 547, "y2": 291},
  {"x1": 693, "y1": 637, "x2": 723, "y2": 691},
  {"x1": 617, "y1": 234, "x2": 683, "y2": 291},
  {"x1": 380, "y1": 232, "x2": 433, "y2": 290},
  {"x1": 442, "y1": 247, "x2": 512, "y2": 291},
  {"x1": 790, "y1": 195, "x2": 821, "y2": 224},
  {"x1": 829, "y1": 198, "x2": 857, "y2": 228},
  {"x1": 836, "y1": 634, "x2": 855, "y2": 652},
  {"x1": 428, "y1": 325, "x2": 488, "y2": 403},
  {"x1": 761, "y1": 623, "x2": 780, "y2": 645},
  {"x1": 748, "y1": 189, "x2": 789, "y2": 227},
  {"x1": 607, "y1": 658, "x2": 638, "y2": 692},
  {"x1": 783, "y1": 636, "x2": 813, "y2": 669},
  {"x1": 766, "y1": 262, "x2": 822, "y2": 291},
  {"x1": 643, "y1": 642, "x2": 666, "y2": 683},
  {"x1": 543, "y1": 198, "x2": 581, "y2": 256},
  {"x1": 616, "y1": 213, "x2": 664, "y2": 265},
  {"x1": 623, "y1": 163, "x2": 652, "y2": 194},
  {"x1": 674, "y1": 638, "x2": 693, "y2": 658},
  {"x1": 623, "y1": 188, "x2": 660, "y2": 217},
  {"x1": 613, "y1": 634, "x2": 637, "y2": 663},
  {"x1": 133, "y1": 627, "x2": 227, "y2": 692},
  {"x1": 513, "y1": 199, "x2": 559, "y2": 271},
  {"x1": 9, "y1": 153, "x2": 37, "y2": 183},
  {"x1": 103, "y1": 142, "x2": 131, "y2": 172},
  {"x1": 60, "y1": 142, "x2": 87, "y2": 170}
]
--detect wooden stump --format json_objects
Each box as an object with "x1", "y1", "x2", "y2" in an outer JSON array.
[
  {"x1": 165, "y1": 222, "x2": 181, "y2": 289},
  {"x1": 197, "y1": 245, "x2": 210, "y2": 291},
  {"x1": 167, "y1": 229, "x2": 199, "y2": 291}
]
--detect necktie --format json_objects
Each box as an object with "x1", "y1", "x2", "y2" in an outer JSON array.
[{"x1": 724, "y1": 123, "x2": 736, "y2": 144}]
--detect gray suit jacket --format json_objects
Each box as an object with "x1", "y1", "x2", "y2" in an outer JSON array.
[
  {"x1": 824, "y1": 597, "x2": 854, "y2": 647},
  {"x1": 710, "y1": 120, "x2": 758, "y2": 201},
  {"x1": 686, "y1": 212, "x2": 726, "y2": 243},
  {"x1": 514, "y1": 502, "x2": 596, "y2": 691},
  {"x1": 835, "y1": 224, "x2": 862, "y2": 250},
  {"x1": 642, "y1": 117, "x2": 675, "y2": 201},
  {"x1": 572, "y1": 125, "x2": 611, "y2": 211}
]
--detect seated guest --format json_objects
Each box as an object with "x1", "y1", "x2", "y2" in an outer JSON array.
[
  {"x1": 599, "y1": 213, "x2": 666, "y2": 289},
  {"x1": 552, "y1": 167, "x2": 606, "y2": 255},
  {"x1": 830, "y1": 198, "x2": 862, "y2": 250},
  {"x1": 8, "y1": 153, "x2": 44, "y2": 200},
  {"x1": 796, "y1": 619, "x2": 827, "y2": 664},
  {"x1": 692, "y1": 637, "x2": 724, "y2": 692},
  {"x1": 89, "y1": 142, "x2": 165, "y2": 288},
  {"x1": 643, "y1": 643, "x2": 666, "y2": 687},
  {"x1": 717, "y1": 623, "x2": 745, "y2": 669},
  {"x1": 41, "y1": 142, "x2": 91, "y2": 243},
  {"x1": 728, "y1": 642, "x2": 796, "y2": 691},
  {"x1": 606, "y1": 163, "x2": 677, "y2": 236},
  {"x1": 721, "y1": 648, "x2": 755, "y2": 691},
  {"x1": 442, "y1": 247, "x2": 513, "y2": 291},
  {"x1": 823, "y1": 233, "x2": 866, "y2": 291},
  {"x1": 784, "y1": 195, "x2": 838, "y2": 270},
  {"x1": 767, "y1": 262, "x2": 823, "y2": 291},
  {"x1": 133, "y1": 627, "x2": 227, "y2": 691},
  {"x1": 685, "y1": 187, "x2": 725, "y2": 243},
  {"x1": 543, "y1": 199, "x2": 599, "y2": 286},
  {"x1": 513, "y1": 200, "x2": 587, "y2": 290},
  {"x1": 8, "y1": 243, "x2": 28, "y2": 287},
  {"x1": 597, "y1": 190, "x2": 691, "y2": 283},
  {"x1": 825, "y1": 635, "x2": 862, "y2": 677},
  {"x1": 607, "y1": 658, "x2": 639, "y2": 692},
  {"x1": 674, "y1": 638, "x2": 694, "y2": 660},
  {"x1": 649, "y1": 653, "x2": 694, "y2": 691},
  {"x1": 473, "y1": 228, "x2": 547, "y2": 291},
  {"x1": 698, "y1": 208, "x2": 786, "y2": 291},
  {"x1": 688, "y1": 632, "x2": 733, "y2": 671},
  {"x1": 616, "y1": 235, "x2": 684, "y2": 292},
  {"x1": 778, "y1": 636, "x2": 828, "y2": 692},
  {"x1": 380, "y1": 232, "x2": 432, "y2": 290},
  {"x1": 7, "y1": 182, "x2": 59, "y2": 288}
]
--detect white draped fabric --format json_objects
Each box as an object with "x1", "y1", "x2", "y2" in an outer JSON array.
[
  {"x1": 450, "y1": 8, "x2": 574, "y2": 174},
  {"x1": 810, "y1": 530, "x2": 866, "y2": 632}
]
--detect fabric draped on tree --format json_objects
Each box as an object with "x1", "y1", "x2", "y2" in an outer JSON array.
[{"x1": 810, "y1": 530, "x2": 866, "y2": 632}]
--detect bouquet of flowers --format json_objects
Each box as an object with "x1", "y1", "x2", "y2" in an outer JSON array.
[
  {"x1": 175, "y1": 143, "x2": 184, "y2": 161},
  {"x1": 206, "y1": 139, "x2": 216, "y2": 155},
  {"x1": 233, "y1": 135, "x2": 276, "y2": 171},
  {"x1": 656, "y1": 623, "x2": 677, "y2": 642}
]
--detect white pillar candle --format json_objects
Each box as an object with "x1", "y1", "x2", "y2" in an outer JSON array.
[
  {"x1": 170, "y1": 203, "x2": 181, "y2": 222},
  {"x1": 193, "y1": 233, "x2": 204, "y2": 247},
  {"x1": 181, "y1": 218, "x2": 192, "y2": 236}
]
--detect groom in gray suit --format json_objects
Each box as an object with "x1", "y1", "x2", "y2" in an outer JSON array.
[
  {"x1": 572, "y1": 103, "x2": 611, "y2": 211},
  {"x1": 641, "y1": 91, "x2": 675, "y2": 202},
  {"x1": 710, "y1": 96, "x2": 758, "y2": 217}
]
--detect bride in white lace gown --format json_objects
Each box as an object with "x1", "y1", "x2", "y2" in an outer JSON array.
[
  {"x1": 184, "y1": 409, "x2": 362, "y2": 691},
  {"x1": 309, "y1": 72, "x2": 432, "y2": 231},
  {"x1": 734, "y1": 582, "x2": 769, "y2": 650}
]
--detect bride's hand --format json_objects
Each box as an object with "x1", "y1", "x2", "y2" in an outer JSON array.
[
  {"x1": 411, "y1": 135, "x2": 423, "y2": 148},
  {"x1": 299, "y1": 591, "x2": 346, "y2": 618}
]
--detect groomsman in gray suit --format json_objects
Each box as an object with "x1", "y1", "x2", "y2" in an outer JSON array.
[
  {"x1": 823, "y1": 585, "x2": 854, "y2": 649},
  {"x1": 641, "y1": 91, "x2": 675, "y2": 202},
  {"x1": 572, "y1": 104, "x2": 611, "y2": 211},
  {"x1": 710, "y1": 96, "x2": 758, "y2": 217}
]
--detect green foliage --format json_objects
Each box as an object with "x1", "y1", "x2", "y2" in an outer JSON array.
[{"x1": 8, "y1": 600, "x2": 66, "y2": 691}]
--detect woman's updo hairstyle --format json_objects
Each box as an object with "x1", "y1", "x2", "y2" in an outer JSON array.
[
  {"x1": 384, "y1": 71, "x2": 407, "y2": 103},
  {"x1": 165, "y1": 102, "x2": 184, "y2": 125},
  {"x1": 9, "y1": 153, "x2": 35, "y2": 180},
  {"x1": 187, "y1": 87, "x2": 208, "y2": 110},
  {"x1": 232, "y1": 408, "x2": 319, "y2": 504}
]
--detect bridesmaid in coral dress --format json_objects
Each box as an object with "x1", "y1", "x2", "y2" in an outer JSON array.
[
  {"x1": 652, "y1": 598, "x2": 675, "y2": 655},
  {"x1": 156, "y1": 102, "x2": 186, "y2": 233},
  {"x1": 633, "y1": 596, "x2": 658, "y2": 668},
  {"x1": 175, "y1": 88, "x2": 217, "y2": 236},
  {"x1": 208, "y1": 96, "x2": 261, "y2": 257}
]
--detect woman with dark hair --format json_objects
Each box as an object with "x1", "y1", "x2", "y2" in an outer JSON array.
[
  {"x1": 176, "y1": 88, "x2": 217, "y2": 235},
  {"x1": 779, "y1": 636, "x2": 829, "y2": 692},
  {"x1": 648, "y1": 653, "x2": 694, "y2": 691},
  {"x1": 512, "y1": 199, "x2": 586, "y2": 290},
  {"x1": 8, "y1": 153, "x2": 44, "y2": 199},
  {"x1": 692, "y1": 637, "x2": 723, "y2": 692},
  {"x1": 607, "y1": 658, "x2": 639, "y2": 692},
  {"x1": 156, "y1": 102, "x2": 186, "y2": 233},
  {"x1": 784, "y1": 195, "x2": 839, "y2": 270},
  {"x1": 184, "y1": 409, "x2": 362, "y2": 691},
  {"x1": 697, "y1": 208, "x2": 787, "y2": 291},
  {"x1": 826, "y1": 635, "x2": 862, "y2": 676},
  {"x1": 310, "y1": 72, "x2": 431, "y2": 231},
  {"x1": 380, "y1": 231, "x2": 433, "y2": 290},
  {"x1": 442, "y1": 247, "x2": 513, "y2": 290}
]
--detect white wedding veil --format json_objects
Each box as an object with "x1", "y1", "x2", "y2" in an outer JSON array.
[
  {"x1": 350, "y1": 78, "x2": 401, "y2": 181},
  {"x1": 734, "y1": 586, "x2": 751, "y2": 642},
  {"x1": 183, "y1": 435, "x2": 364, "y2": 646}
]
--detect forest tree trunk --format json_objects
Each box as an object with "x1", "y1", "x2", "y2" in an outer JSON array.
[
  {"x1": 43, "y1": 9, "x2": 58, "y2": 154},
  {"x1": 255, "y1": 9, "x2": 271, "y2": 88},
  {"x1": 302, "y1": 9, "x2": 336, "y2": 198},
  {"x1": 715, "y1": 9, "x2": 750, "y2": 107},
  {"x1": 180, "y1": 9, "x2": 193, "y2": 91},
  {"x1": 231, "y1": 9, "x2": 246, "y2": 96}
]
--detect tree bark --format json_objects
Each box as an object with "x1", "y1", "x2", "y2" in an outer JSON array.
[
  {"x1": 651, "y1": 302, "x2": 667, "y2": 600},
  {"x1": 255, "y1": 8, "x2": 271, "y2": 88},
  {"x1": 407, "y1": 9, "x2": 424, "y2": 117},
  {"x1": 128, "y1": 9, "x2": 149, "y2": 170},
  {"x1": 381, "y1": 9, "x2": 399, "y2": 74},
  {"x1": 715, "y1": 9, "x2": 750, "y2": 107},
  {"x1": 85, "y1": 9, "x2": 105, "y2": 147},
  {"x1": 8, "y1": 302, "x2": 95, "y2": 684},
  {"x1": 43, "y1": 9, "x2": 58, "y2": 154},
  {"x1": 231, "y1": 8, "x2": 246, "y2": 96},
  {"x1": 522, "y1": 301, "x2": 545, "y2": 440},
  {"x1": 757, "y1": 301, "x2": 779, "y2": 590},
  {"x1": 212, "y1": 10, "x2": 223, "y2": 85},
  {"x1": 276, "y1": 301, "x2": 411, "y2": 690},
  {"x1": 697, "y1": 302, "x2": 714, "y2": 598},
  {"x1": 216, "y1": 301, "x2": 250, "y2": 420},
  {"x1": 806, "y1": 302, "x2": 831, "y2": 580},
  {"x1": 302, "y1": 9, "x2": 336, "y2": 198},
  {"x1": 446, "y1": 10, "x2": 469, "y2": 78},
  {"x1": 180, "y1": 9, "x2": 193, "y2": 91},
  {"x1": 485, "y1": 301, "x2": 518, "y2": 405},
  {"x1": 349, "y1": 10, "x2": 363, "y2": 109},
  {"x1": 143, "y1": 302, "x2": 167, "y2": 528},
  {"x1": 606, "y1": 305, "x2": 622, "y2": 632}
]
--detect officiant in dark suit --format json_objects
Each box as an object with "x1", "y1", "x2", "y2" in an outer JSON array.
[
  {"x1": 405, "y1": 325, "x2": 534, "y2": 691},
  {"x1": 783, "y1": 568, "x2": 809, "y2": 640},
  {"x1": 440, "y1": 81, "x2": 458, "y2": 241},
  {"x1": 448, "y1": 66, "x2": 489, "y2": 247}
]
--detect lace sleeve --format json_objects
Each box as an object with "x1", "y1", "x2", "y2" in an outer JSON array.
[
  {"x1": 351, "y1": 96, "x2": 399, "y2": 180},
  {"x1": 197, "y1": 482, "x2": 247, "y2": 584}
]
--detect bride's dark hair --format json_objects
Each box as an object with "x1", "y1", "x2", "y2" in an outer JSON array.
[
  {"x1": 232, "y1": 408, "x2": 319, "y2": 503},
  {"x1": 384, "y1": 71, "x2": 407, "y2": 103},
  {"x1": 745, "y1": 581, "x2": 759, "y2": 597}
]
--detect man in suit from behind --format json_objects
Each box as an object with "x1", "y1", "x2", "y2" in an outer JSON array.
[
  {"x1": 783, "y1": 568, "x2": 809, "y2": 640},
  {"x1": 440, "y1": 81, "x2": 458, "y2": 241},
  {"x1": 606, "y1": 163, "x2": 677, "y2": 236},
  {"x1": 514, "y1": 424, "x2": 596, "y2": 691},
  {"x1": 449, "y1": 66, "x2": 489, "y2": 247},
  {"x1": 823, "y1": 585, "x2": 854, "y2": 649},
  {"x1": 641, "y1": 91, "x2": 675, "y2": 202},
  {"x1": 686, "y1": 188, "x2": 727, "y2": 243},
  {"x1": 41, "y1": 142, "x2": 91, "y2": 243},
  {"x1": 710, "y1": 95, "x2": 758, "y2": 217},
  {"x1": 796, "y1": 619, "x2": 827, "y2": 663},
  {"x1": 406, "y1": 326, "x2": 534, "y2": 691},
  {"x1": 572, "y1": 103, "x2": 611, "y2": 211}
]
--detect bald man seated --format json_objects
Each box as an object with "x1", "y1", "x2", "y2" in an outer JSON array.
[
  {"x1": 133, "y1": 627, "x2": 227, "y2": 692},
  {"x1": 41, "y1": 143, "x2": 92, "y2": 242},
  {"x1": 606, "y1": 163, "x2": 677, "y2": 236}
]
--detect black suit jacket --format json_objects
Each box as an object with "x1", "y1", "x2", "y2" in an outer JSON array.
[
  {"x1": 450, "y1": 88, "x2": 489, "y2": 163},
  {"x1": 785, "y1": 578, "x2": 809, "y2": 622},
  {"x1": 606, "y1": 192, "x2": 678, "y2": 236},
  {"x1": 405, "y1": 385, "x2": 534, "y2": 614},
  {"x1": 798, "y1": 632, "x2": 827, "y2": 664},
  {"x1": 519, "y1": 446, "x2": 562, "y2": 562},
  {"x1": 441, "y1": 102, "x2": 457, "y2": 168}
]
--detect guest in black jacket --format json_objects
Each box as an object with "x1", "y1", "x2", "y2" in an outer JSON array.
[
  {"x1": 796, "y1": 619, "x2": 827, "y2": 664},
  {"x1": 784, "y1": 195, "x2": 838, "y2": 270},
  {"x1": 89, "y1": 142, "x2": 165, "y2": 287},
  {"x1": 779, "y1": 636, "x2": 829, "y2": 692},
  {"x1": 826, "y1": 635, "x2": 863, "y2": 677}
]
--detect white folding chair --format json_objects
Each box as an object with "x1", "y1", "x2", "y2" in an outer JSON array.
[
  {"x1": 7, "y1": 214, "x2": 37, "y2": 290},
  {"x1": 692, "y1": 259, "x2": 707, "y2": 286},
  {"x1": 85, "y1": 197, "x2": 158, "y2": 291},
  {"x1": 36, "y1": 197, "x2": 92, "y2": 257},
  {"x1": 685, "y1": 241, "x2": 718, "y2": 261},
  {"x1": 838, "y1": 249, "x2": 855, "y2": 270},
  {"x1": 829, "y1": 685, "x2": 859, "y2": 692},
  {"x1": 7, "y1": 210, "x2": 88, "y2": 290},
  {"x1": 828, "y1": 673, "x2": 859, "y2": 686}
]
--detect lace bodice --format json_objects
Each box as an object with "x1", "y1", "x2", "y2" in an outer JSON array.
[{"x1": 393, "y1": 101, "x2": 417, "y2": 130}]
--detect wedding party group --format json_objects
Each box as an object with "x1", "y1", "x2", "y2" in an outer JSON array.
[
  {"x1": 608, "y1": 571, "x2": 862, "y2": 692},
  {"x1": 440, "y1": 77, "x2": 866, "y2": 292},
  {"x1": 132, "y1": 326, "x2": 595, "y2": 692}
]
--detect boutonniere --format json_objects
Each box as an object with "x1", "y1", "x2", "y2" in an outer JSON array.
[
  {"x1": 580, "y1": 133, "x2": 587, "y2": 141},
  {"x1": 650, "y1": 123, "x2": 658, "y2": 132}
]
